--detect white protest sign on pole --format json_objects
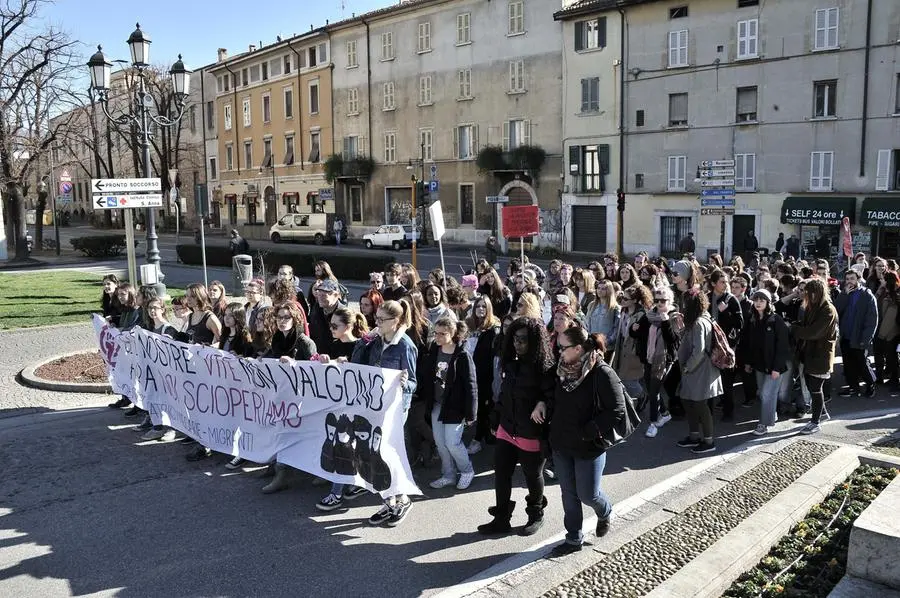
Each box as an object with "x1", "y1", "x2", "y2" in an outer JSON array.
[
  {"x1": 428, "y1": 201, "x2": 447, "y2": 292},
  {"x1": 93, "y1": 315, "x2": 420, "y2": 497}
]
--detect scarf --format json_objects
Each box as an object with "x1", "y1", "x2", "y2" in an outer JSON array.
[
  {"x1": 557, "y1": 349, "x2": 601, "y2": 392},
  {"x1": 645, "y1": 307, "x2": 671, "y2": 379}
]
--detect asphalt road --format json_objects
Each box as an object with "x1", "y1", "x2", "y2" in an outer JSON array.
[
  {"x1": 53, "y1": 225, "x2": 531, "y2": 281},
  {"x1": 1, "y1": 323, "x2": 898, "y2": 597}
]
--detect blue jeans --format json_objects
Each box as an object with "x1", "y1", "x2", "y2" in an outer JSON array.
[
  {"x1": 431, "y1": 404, "x2": 473, "y2": 478},
  {"x1": 755, "y1": 370, "x2": 780, "y2": 427},
  {"x1": 553, "y1": 450, "x2": 613, "y2": 545}
]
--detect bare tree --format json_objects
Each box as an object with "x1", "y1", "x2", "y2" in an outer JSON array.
[{"x1": 0, "y1": 0, "x2": 78, "y2": 259}]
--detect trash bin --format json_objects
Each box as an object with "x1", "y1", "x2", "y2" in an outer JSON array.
[{"x1": 232, "y1": 254, "x2": 253, "y2": 295}]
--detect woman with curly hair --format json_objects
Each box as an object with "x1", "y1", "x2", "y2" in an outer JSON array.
[
  {"x1": 675, "y1": 289, "x2": 721, "y2": 454},
  {"x1": 359, "y1": 288, "x2": 384, "y2": 330},
  {"x1": 478, "y1": 317, "x2": 556, "y2": 536},
  {"x1": 250, "y1": 306, "x2": 276, "y2": 357}
]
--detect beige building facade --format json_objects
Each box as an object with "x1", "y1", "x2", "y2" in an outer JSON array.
[{"x1": 207, "y1": 32, "x2": 335, "y2": 231}]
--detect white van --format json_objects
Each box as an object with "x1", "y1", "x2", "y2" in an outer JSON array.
[{"x1": 269, "y1": 213, "x2": 330, "y2": 245}]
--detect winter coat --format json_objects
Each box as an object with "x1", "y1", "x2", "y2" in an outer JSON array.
[
  {"x1": 631, "y1": 306, "x2": 680, "y2": 366},
  {"x1": 267, "y1": 329, "x2": 317, "y2": 360},
  {"x1": 742, "y1": 311, "x2": 790, "y2": 374},
  {"x1": 708, "y1": 291, "x2": 743, "y2": 348},
  {"x1": 548, "y1": 362, "x2": 626, "y2": 460},
  {"x1": 791, "y1": 301, "x2": 838, "y2": 376},
  {"x1": 308, "y1": 299, "x2": 348, "y2": 353},
  {"x1": 418, "y1": 345, "x2": 478, "y2": 424},
  {"x1": 612, "y1": 308, "x2": 645, "y2": 381},
  {"x1": 425, "y1": 304, "x2": 456, "y2": 326},
  {"x1": 492, "y1": 359, "x2": 555, "y2": 441},
  {"x1": 469, "y1": 325, "x2": 500, "y2": 402},
  {"x1": 834, "y1": 286, "x2": 878, "y2": 349},
  {"x1": 677, "y1": 314, "x2": 723, "y2": 401},
  {"x1": 351, "y1": 327, "x2": 419, "y2": 410}
]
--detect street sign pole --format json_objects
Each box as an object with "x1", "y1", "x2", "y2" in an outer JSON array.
[
  {"x1": 49, "y1": 147, "x2": 60, "y2": 255},
  {"x1": 124, "y1": 209, "x2": 137, "y2": 287},
  {"x1": 720, "y1": 212, "x2": 726, "y2": 259}
]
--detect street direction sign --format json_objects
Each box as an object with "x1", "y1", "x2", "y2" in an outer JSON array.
[
  {"x1": 92, "y1": 177, "x2": 162, "y2": 194},
  {"x1": 701, "y1": 179, "x2": 735, "y2": 187},
  {"x1": 699, "y1": 169, "x2": 735, "y2": 178},
  {"x1": 486, "y1": 195, "x2": 509, "y2": 203},
  {"x1": 699, "y1": 160, "x2": 735, "y2": 168},
  {"x1": 701, "y1": 207, "x2": 736, "y2": 216},
  {"x1": 94, "y1": 193, "x2": 164, "y2": 210},
  {"x1": 701, "y1": 189, "x2": 736, "y2": 197},
  {"x1": 701, "y1": 197, "x2": 737, "y2": 207}
]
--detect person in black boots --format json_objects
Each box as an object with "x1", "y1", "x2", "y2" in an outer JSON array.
[
  {"x1": 536, "y1": 326, "x2": 621, "y2": 556},
  {"x1": 478, "y1": 317, "x2": 555, "y2": 537}
]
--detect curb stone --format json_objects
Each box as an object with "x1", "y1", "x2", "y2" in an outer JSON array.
[{"x1": 19, "y1": 349, "x2": 111, "y2": 394}]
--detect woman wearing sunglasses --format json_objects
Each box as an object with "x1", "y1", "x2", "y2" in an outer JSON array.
[{"x1": 631, "y1": 286, "x2": 678, "y2": 439}]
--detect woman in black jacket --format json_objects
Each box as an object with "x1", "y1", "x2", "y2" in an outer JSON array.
[
  {"x1": 465, "y1": 296, "x2": 501, "y2": 456},
  {"x1": 632, "y1": 286, "x2": 679, "y2": 438},
  {"x1": 419, "y1": 317, "x2": 478, "y2": 493},
  {"x1": 741, "y1": 289, "x2": 790, "y2": 436},
  {"x1": 219, "y1": 302, "x2": 254, "y2": 358},
  {"x1": 536, "y1": 327, "x2": 621, "y2": 556},
  {"x1": 478, "y1": 317, "x2": 555, "y2": 537}
]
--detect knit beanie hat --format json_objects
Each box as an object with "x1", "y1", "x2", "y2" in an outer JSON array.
[
  {"x1": 672, "y1": 260, "x2": 693, "y2": 280},
  {"x1": 751, "y1": 289, "x2": 772, "y2": 303}
]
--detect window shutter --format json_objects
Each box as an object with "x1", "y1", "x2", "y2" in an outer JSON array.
[
  {"x1": 679, "y1": 30, "x2": 688, "y2": 64},
  {"x1": 523, "y1": 120, "x2": 532, "y2": 145},
  {"x1": 502, "y1": 121, "x2": 510, "y2": 151},
  {"x1": 359, "y1": 135, "x2": 368, "y2": 157},
  {"x1": 738, "y1": 21, "x2": 747, "y2": 56},
  {"x1": 453, "y1": 127, "x2": 460, "y2": 159},
  {"x1": 828, "y1": 8, "x2": 839, "y2": 47},
  {"x1": 876, "y1": 149, "x2": 891, "y2": 191},
  {"x1": 575, "y1": 21, "x2": 584, "y2": 51},
  {"x1": 598, "y1": 145, "x2": 610, "y2": 191},
  {"x1": 472, "y1": 124, "x2": 479, "y2": 154},
  {"x1": 810, "y1": 153, "x2": 820, "y2": 188},
  {"x1": 598, "y1": 17, "x2": 607, "y2": 48},
  {"x1": 748, "y1": 19, "x2": 758, "y2": 55},
  {"x1": 342, "y1": 137, "x2": 350, "y2": 160},
  {"x1": 569, "y1": 145, "x2": 582, "y2": 175},
  {"x1": 581, "y1": 79, "x2": 590, "y2": 112}
]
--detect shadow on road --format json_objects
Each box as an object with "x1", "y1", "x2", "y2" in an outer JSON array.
[{"x1": 0, "y1": 410, "x2": 518, "y2": 598}]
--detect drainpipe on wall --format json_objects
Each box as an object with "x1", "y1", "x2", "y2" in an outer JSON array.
[
  {"x1": 859, "y1": 0, "x2": 873, "y2": 177},
  {"x1": 286, "y1": 38, "x2": 305, "y2": 170}
]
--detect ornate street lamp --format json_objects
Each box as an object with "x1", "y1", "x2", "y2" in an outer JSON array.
[{"x1": 87, "y1": 25, "x2": 192, "y2": 297}]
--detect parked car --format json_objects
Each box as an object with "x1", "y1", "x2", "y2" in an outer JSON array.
[
  {"x1": 363, "y1": 224, "x2": 420, "y2": 250},
  {"x1": 269, "y1": 212, "x2": 345, "y2": 245}
]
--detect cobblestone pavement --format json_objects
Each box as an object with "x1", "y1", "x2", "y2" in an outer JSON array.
[{"x1": 0, "y1": 323, "x2": 110, "y2": 418}]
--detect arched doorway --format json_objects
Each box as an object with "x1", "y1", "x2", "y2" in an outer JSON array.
[
  {"x1": 264, "y1": 185, "x2": 277, "y2": 226},
  {"x1": 497, "y1": 179, "x2": 538, "y2": 251}
]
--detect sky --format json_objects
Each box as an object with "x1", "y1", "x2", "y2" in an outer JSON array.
[{"x1": 44, "y1": 0, "x2": 392, "y2": 69}]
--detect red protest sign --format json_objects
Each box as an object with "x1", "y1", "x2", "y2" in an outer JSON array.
[{"x1": 501, "y1": 205, "x2": 540, "y2": 239}]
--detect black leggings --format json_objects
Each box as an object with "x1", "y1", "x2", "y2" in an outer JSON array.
[
  {"x1": 473, "y1": 388, "x2": 495, "y2": 443},
  {"x1": 493, "y1": 438, "x2": 545, "y2": 510},
  {"x1": 805, "y1": 373, "x2": 829, "y2": 424}
]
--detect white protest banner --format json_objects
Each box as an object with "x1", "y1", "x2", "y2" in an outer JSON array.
[{"x1": 93, "y1": 315, "x2": 420, "y2": 497}]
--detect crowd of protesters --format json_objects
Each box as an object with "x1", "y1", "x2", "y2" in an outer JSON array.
[{"x1": 98, "y1": 244, "x2": 890, "y2": 556}]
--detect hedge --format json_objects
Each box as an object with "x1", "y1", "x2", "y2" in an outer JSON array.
[
  {"x1": 175, "y1": 244, "x2": 389, "y2": 281},
  {"x1": 70, "y1": 235, "x2": 138, "y2": 258}
]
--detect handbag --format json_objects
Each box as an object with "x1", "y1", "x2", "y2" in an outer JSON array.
[{"x1": 594, "y1": 364, "x2": 642, "y2": 449}]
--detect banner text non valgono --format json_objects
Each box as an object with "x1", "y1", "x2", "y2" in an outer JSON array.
[{"x1": 92, "y1": 314, "x2": 421, "y2": 498}]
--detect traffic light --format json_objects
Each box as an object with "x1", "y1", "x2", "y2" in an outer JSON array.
[
  {"x1": 616, "y1": 189, "x2": 626, "y2": 212},
  {"x1": 415, "y1": 181, "x2": 427, "y2": 204}
]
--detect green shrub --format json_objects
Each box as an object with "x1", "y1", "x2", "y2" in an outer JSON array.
[
  {"x1": 70, "y1": 235, "x2": 131, "y2": 258},
  {"x1": 175, "y1": 244, "x2": 388, "y2": 282}
]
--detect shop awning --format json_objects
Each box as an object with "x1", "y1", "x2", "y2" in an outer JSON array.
[
  {"x1": 860, "y1": 196, "x2": 900, "y2": 227},
  {"x1": 781, "y1": 196, "x2": 856, "y2": 225}
]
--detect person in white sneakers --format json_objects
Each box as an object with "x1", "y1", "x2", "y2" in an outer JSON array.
[
  {"x1": 740, "y1": 289, "x2": 790, "y2": 436},
  {"x1": 631, "y1": 286, "x2": 678, "y2": 438},
  {"x1": 419, "y1": 317, "x2": 478, "y2": 491}
]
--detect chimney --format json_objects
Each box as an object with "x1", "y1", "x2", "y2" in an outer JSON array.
[
  {"x1": 217, "y1": 48, "x2": 228, "y2": 62},
  {"x1": 249, "y1": 44, "x2": 256, "y2": 52}
]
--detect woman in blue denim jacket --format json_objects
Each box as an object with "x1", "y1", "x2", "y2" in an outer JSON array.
[{"x1": 316, "y1": 299, "x2": 418, "y2": 526}]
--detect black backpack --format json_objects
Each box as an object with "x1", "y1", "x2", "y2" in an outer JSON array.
[{"x1": 594, "y1": 363, "x2": 642, "y2": 450}]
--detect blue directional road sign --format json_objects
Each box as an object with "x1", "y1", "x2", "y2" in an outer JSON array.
[
  {"x1": 701, "y1": 189, "x2": 735, "y2": 197},
  {"x1": 701, "y1": 197, "x2": 737, "y2": 207}
]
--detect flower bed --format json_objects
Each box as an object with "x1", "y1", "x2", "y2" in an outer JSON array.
[
  {"x1": 34, "y1": 351, "x2": 108, "y2": 383},
  {"x1": 723, "y1": 464, "x2": 898, "y2": 598}
]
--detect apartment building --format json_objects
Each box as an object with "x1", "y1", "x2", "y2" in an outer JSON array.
[
  {"x1": 554, "y1": 1, "x2": 624, "y2": 254},
  {"x1": 586, "y1": 0, "x2": 900, "y2": 259},
  {"x1": 328, "y1": 0, "x2": 564, "y2": 247},
  {"x1": 206, "y1": 32, "x2": 334, "y2": 230}
]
